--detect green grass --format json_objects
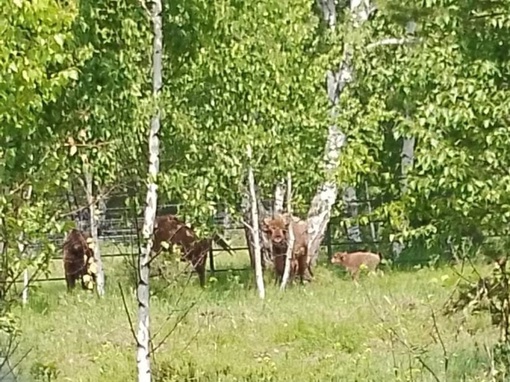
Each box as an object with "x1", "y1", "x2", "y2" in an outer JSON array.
[{"x1": 10, "y1": 239, "x2": 498, "y2": 382}]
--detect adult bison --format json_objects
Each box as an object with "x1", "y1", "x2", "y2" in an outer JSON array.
[
  {"x1": 62, "y1": 228, "x2": 97, "y2": 291},
  {"x1": 261, "y1": 213, "x2": 313, "y2": 285},
  {"x1": 151, "y1": 214, "x2": 233, "y2": 287}
]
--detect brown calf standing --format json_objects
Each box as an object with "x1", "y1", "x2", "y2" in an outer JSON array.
[
  {"x1": 331, "y1": 251, "x2": 382, "y2": 281},
  {"x1": 62, "y1": 228, "x2": 95, "y2": 291}
]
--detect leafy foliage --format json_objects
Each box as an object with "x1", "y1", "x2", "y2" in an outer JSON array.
[
  {"x1": 0, "y1": 0, "x2": 82, "y2": 298},
  {"x1": 333, "y1": 0, "x2": 510, "y2": 251},
  {"x1": 159, "y1": 0, "x2": 333, "y2": 226}
]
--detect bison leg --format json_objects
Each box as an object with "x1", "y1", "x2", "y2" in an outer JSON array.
[
  {"x1": 195, "y1": 262, "x2": 206, "y2": 287},
  {"x1": 273, "y1": 263, "x2": 282, "y2": 285},
  {"x1": 307, "y1": 263, "x2": 315, "y2": 277},
  {"x1": 192, "y1": 252, "x2": 207, "y2": 288},
  {"x1": 297, "y1": 255, "x2": 309, "y2": 284},
  {"x1": 274, "y1": 272, "x2": 281, "y2": 286},
  {"x1": 195, "y1": 264, "x2": 205, "y2": 288},
  {"x1": 273, "y1": 255, "x2": 285, "y2": 286},
  {"x1": 65, "y1": 274, "x2": 77, "y2": 292},
  {"x1": 80, "y1": 271, "x2": 90, "y2": 290}
]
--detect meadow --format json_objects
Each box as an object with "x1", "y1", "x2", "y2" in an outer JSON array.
[{"x1": 11, "y1": 232, "x2": 497, "y2": 382}]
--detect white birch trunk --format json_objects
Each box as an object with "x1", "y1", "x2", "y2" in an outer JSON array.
[
  {"x1": 84, "y1": 170, "x2": 105, "y2": 296},
  {"x1": 242, "y1": 185, "x2": 272, "y2": 270},
  {"x1": 137, "y1": 0, "x2": 163, "y2": 380},
  {"x1": 365, "y1": 182, "x2": 378, "y2": 242},
  {"x1": 392, "y1": 134, "x2": 415, "y2": 257},
  {"x1": 280, "y1": 173, "x2": 294, "y2": 290},
  {"x1": 22, "y1": 269, "x2": 28, "y2": 304},
  {"x1": 343, "y1": 186, "x2": 362, "y2": 243},
  {"x1": 307, "y1": 0, "x2": 371, "y2": 265},
  {"x1": 19, "y1": 185, "x2": 32, "y2": 304},
  {"x1": 392, "y1": 21, "x2": 417, "y2": 256},
  {"x1": 274, "y1": 180, "x2": 286, "y2": 215},
  {"x1": 247, "y1": 145, "x2": 265, "y2": 299},
  {"x1": 17, "y1": 235, "x2": 29, "y2": 304}
]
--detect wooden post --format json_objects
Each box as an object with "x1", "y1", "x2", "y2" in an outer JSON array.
[
  {"x1": 326, "y1": 222, "x2": 333, "y2": 260},
  {"x1": 208, "y1": 245, "x2": 215, "y2": 273}
]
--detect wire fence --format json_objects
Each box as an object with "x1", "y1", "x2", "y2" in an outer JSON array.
[
  {"x1": 10, "y1": 198, "x2": 503, "y2": 303},
  {"x1": 13, "y1": 203, "x2": 357, "y2": 292}
]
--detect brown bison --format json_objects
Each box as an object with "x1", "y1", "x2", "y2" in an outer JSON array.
[
  {"x1": 261, "y1": 213, "x2": 312, "y2": 285},
  {"x1": 151, "y1": 214, "x2": 233, "y2": 287},
  {"x1": 62, "y1": 228, "x2": 97, "y2": 291},
  {"x1": 331, "y1": 251, "x2": 382, "y2": 280}
]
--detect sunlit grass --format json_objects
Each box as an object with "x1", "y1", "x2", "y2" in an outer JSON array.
[{"x1": 12, "y1": 240, "x2": 497, "y2": 382}]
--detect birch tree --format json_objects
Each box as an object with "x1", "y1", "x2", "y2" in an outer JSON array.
[
  {"x1": 136, "y1": 0, "x2": 162, "y2": 380},
  {"x1": 280, "y1": 173, "x2": 294, "y2": 290},
  {"x1": 392, "y1": 133, "x2": 415, "y2": 258},
  {"x1": 242, "y1": 186, "x2": 272, "y2": 272},
  {"x1": 246, "y1": 146, "x2": 265, "y2": 299},
  {"x1": 274, "y1": 180, "x2": 286, "y2": 216},
  {"x1": 307, "y1": 0, "x2": 373, "y2": 265}
]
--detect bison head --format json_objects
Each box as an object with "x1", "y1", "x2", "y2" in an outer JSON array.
[
  {"x1": 331, "y1": 252, "x2": 347, "y2": 265},
  {"x1": 261, "y1": 214, "x2": 291, "y2": 249}
]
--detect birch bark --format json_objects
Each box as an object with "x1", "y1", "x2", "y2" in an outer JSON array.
[{"x1": 136, "y1": 0, "x2": 163, "y2": 380}]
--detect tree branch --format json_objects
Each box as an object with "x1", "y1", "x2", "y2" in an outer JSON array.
[{"x1": 366, "y1": 37, "x2": 421, "y2": 50}]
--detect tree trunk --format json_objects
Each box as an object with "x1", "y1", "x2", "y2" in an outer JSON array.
[
  {"x1": 84, "y1": 170, "x2": 106, "y2": 297},
  {"x1": 274, "y1": 180, "x2": 286, "y2": 215},
  {"x1": 247, "y1": 146, "x2": 265, "y2": 299},
  {"x1": 241, "y1": 191, "x2": 256, "y2": 269},
  {"x1": 137, "y1": 0, "x2": 163, "y2": 380},
  {"x1": 365, "y1": 182, "x2": 378, "y2": 242},
  {"x1": 280, "y1": 173, "x2": 293, "y2": 290},
  {"x1": 392, "y1": 134, "x2": 415, "y2": 257},
  {"x1": 242, "y1": 185, "x2": 271, "y2": 271},
  {"x1": 97, "y1": 193, "x2": 108, "y2": 236},
  {"x1": 307, "y1": 0, "x2": 372, "y2": 266},
  {"x1": 343, "y1": 186, "x2": 362, "y2": 243}
]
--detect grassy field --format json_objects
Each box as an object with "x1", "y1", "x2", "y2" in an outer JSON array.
[{"x1": 10, "y1": 233, "x2": 498, "y2": 381}]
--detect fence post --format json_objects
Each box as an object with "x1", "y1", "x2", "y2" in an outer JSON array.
[
  {"x1": 209, "y1": 246, "x2": 215, "y2": 273},
  {"x1": 326, "y1": 222, "x2": 333, "y2": 259}
]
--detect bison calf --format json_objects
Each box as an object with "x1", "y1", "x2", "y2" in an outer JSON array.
[
  {"x1": 331, "y1": 251, "x2": 382, "y2": 281},
  {"x1": 62, "y1": 229, "x2": 96, "y2": 291}
]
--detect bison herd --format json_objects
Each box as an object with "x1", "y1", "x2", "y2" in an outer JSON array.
[{"x1": 62, "y1": 213, "x2": 383, "y2": 291}]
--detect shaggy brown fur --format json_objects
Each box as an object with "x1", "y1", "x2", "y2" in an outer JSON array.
[
  {"x1": 62, "y1": 228, "x2": 95, "y2": 291},
  {"x1": 331, "y1": 251, "x2": 382, "y2": 280},
  {"x1": 261, "y1": 213, "x2": 312, "y2": 284},
  {"x1": 151, "y1": 214, "x2": 233, "y2": 288}
]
